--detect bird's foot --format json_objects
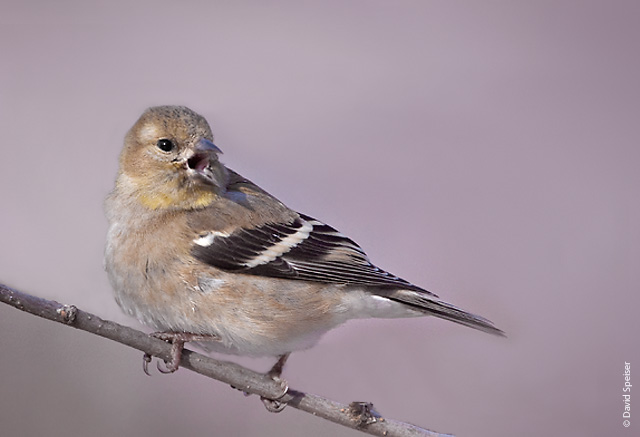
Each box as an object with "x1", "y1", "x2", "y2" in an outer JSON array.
[
  {"x1": 260, "y1": 353, "x2": 290, "y2": 413},
  {"x1": 143, "y1": 331, "x2": 220, "y2": 375}
]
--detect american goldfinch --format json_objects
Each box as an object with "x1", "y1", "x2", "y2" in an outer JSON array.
[{"x1": 105, "y1": 106, "x2": 503, "y2": 400}]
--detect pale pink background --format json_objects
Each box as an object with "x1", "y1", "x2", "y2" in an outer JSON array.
[{"x1": 1, "y1": 2, "x2": 638, "y2": 436}]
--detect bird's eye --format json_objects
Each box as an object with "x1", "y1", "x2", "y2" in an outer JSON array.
[{"x1": 156, "y1": 139, "x2": 175, "y2": 152}]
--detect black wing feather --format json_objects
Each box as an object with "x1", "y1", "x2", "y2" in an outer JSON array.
[{"x1": 191, "y1": 213, "x2": 435, "y2": 295}]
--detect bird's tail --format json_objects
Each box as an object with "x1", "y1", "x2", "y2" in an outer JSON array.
[{"x1": 375, "y1": 289, "x2": 505, "y2": 336}]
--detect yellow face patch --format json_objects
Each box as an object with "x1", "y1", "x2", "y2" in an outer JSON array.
[
  {"x1": 138, "y1": 192, "x2": 175, "y2": 210},
  {"x1": 138, "y1": 187, "x2": 215, "y2": 210}
]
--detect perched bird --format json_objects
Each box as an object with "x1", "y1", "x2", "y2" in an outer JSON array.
[{"x1": 105, "y1": 106, "x2": 503, "y2": 407}]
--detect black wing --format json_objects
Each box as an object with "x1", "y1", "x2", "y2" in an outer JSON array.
[{"x1": 191, "y1": 213, "x2": 435, "y2": 295}]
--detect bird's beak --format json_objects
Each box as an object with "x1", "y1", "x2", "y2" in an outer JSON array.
[
  {"x1": 196, "y1": 138, "x2": 223, "y2": 155},
  {"x1": 186, "y1": 139, "x2": 223, "y2": 174}
]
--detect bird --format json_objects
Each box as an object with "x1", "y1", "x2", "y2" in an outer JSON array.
[{"x1": 105, "y1": 105, "x2": 503, "y2": 409}]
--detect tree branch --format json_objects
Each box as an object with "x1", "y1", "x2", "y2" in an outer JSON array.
[{"x1": 0, "y1": 282, "x2": 451, "y2": 437}]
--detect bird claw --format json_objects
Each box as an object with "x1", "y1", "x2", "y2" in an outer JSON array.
[
  {"x1": 142, "y1": 331, "x2": 219, "y2": 375},
  {"x1": 157, "y1": 359, "x2": 179, "y2": 374},
  {"x1": 261, "y1": 377, "x2": 289, "y2": 413},
  {"x1": 142, "y1": 353, "x2": 153, "y2": 376},
  {"x1": 259, "y1": 354, "x2": 290, "y2": 413},
  {"x1": 261, "y1": 397, "x2": 288, "y2": 413},
  {"x1": 142, "y1": 352, "x2": 178, "y2": 375}
]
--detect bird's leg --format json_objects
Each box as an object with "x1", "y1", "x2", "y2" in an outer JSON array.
[
  {"x1": 261, "y1": 353, "x2": 290, "y2": 413},
  {"x1": 268, "y1": 353, "x2": 290, "y2": 378},
  {"x1": 143, "y1": 331, "x2": 220, "y2": 375}
]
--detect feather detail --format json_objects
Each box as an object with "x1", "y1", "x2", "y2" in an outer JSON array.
[{"x1": 191, "y1": 213, "x2": 436, "y2": 295}]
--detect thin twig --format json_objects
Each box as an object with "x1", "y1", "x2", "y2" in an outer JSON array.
[{"x1": 0, "y1": 282, "x2": 451, "y2": 437}]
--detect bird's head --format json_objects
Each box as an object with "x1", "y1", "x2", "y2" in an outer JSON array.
[{"x1": 118, "y1": 106, "x2": 226, "y2": 210}]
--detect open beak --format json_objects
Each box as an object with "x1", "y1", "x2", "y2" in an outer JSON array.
[{"x1": 187, "y1": 139, "x2": 223, "y2": 174}]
